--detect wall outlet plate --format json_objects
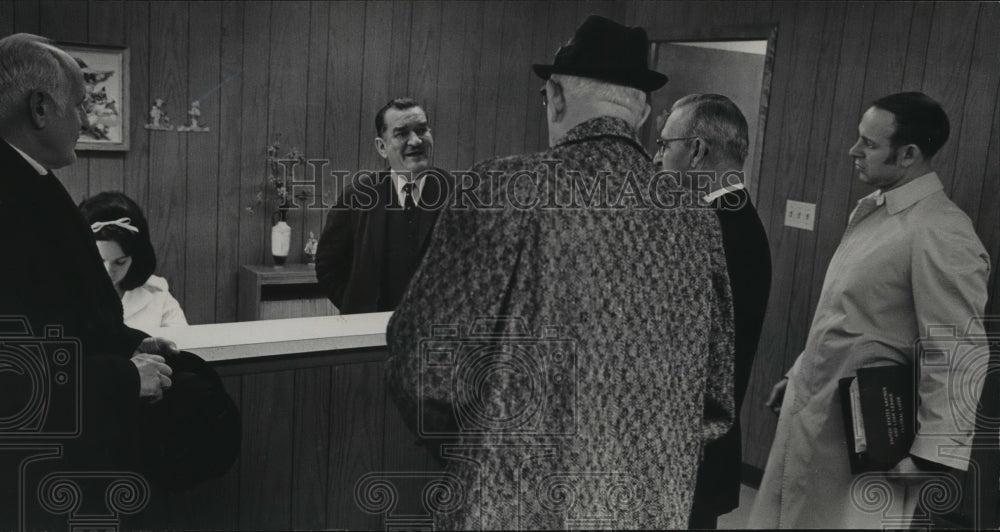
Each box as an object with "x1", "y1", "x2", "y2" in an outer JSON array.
[{"x1": 785, "y1": 200, "x2": 816, "y2": 231}]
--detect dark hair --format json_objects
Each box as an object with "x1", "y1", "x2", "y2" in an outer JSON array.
[
  {"x1": 871, "y1": 92, "x2": 950, "y2": 159},
  {"x1": 79, "y1": 191, "x2": 156, "y2": 291},
  {"x1": 374, "y1": 97, "x2": 421, "y2": 137},
  {"x1": 670, "y1": 93, "x2": 749, "y2": 165}
]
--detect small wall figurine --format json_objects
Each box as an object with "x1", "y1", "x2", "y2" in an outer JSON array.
[
  {"x1": 143, "y1": 98, "x2": 173, "y2": 130},
  {"x1": 177, "y1": 100, "x2": 209, "y2": 132}
]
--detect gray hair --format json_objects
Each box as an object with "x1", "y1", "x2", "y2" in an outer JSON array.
[
  {"x1": 0, "y1": 33, "x2": 73, "y2": 119},
  {"x1": 550, "y1": 73, "x2": 648, "y2": 127},
  {"x1": 670, "y1": 93, "x2": 749, "y2": 166}
]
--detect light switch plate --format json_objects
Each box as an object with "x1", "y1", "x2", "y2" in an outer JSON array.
[{"x1": 785, "y1": 200, "x2": 816, "y2": 231}]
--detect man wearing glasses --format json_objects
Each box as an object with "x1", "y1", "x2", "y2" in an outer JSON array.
[
  {"x1": 655, "y1": 94, "x2": 772, "y2": 529},
  {"x1": 316, "y1": 97, "x2": 449, "y2": 314}
]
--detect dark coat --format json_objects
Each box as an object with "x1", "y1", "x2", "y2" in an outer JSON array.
[
  {"x1": 385, "y1": 117, "x2": 736, "y2": 529},
  {"x1": 315, "y1": 169, "x2": 447, "y2": 314},
  {"x1": 0, "y1": 139, "x2": 147, "y2": 526},
  {"x1": 691, "y1": 187, "x2": 772, "y2": 518}
]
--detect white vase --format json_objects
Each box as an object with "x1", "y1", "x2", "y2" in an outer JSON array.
[{"x1": 271, "y1": 220, "x2": 291, "y2": 265}]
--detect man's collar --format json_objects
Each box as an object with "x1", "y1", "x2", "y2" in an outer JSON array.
[
  {"x1": 4, "y1": 140, "x2": 48, "y2": 175},
  {"x1": 554, "y1": 116, "x2": 648, "y2": 156},
  {"x1": 881, "y1": 172, "x2": 943, "y2": 215},
  {"x1": 703, "y1": 182, "x2": 746, "y2": 204}
]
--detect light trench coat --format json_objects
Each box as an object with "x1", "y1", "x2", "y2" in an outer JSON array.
[{"x1": 748, "y1": 173, "x2": 990, "y2": 529}]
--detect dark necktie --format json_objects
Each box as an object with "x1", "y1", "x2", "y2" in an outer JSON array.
[{"x1": 402, "y1": 182, "x2": 415, "y2": 210}]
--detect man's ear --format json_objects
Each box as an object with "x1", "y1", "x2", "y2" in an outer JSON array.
[
  {"x1": 897, "y1": 144, "x2": 920, "y2": 168},
  {"x1": 29, "y1": 90, "x2": 50, "y2": 129},
  {"x1": 550, "y1": 82, "x2": 567, "y2": 121},
  {"x1": 374, "y1": 136, "x2": 388, "y2": 159},
  {"x1": 690, "y1": 137, "x2": 708, "y2": 169}
]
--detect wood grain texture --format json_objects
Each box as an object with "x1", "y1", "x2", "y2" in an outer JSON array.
[
  {"x1": 0, "y1": 2, "x2": 11, "y2": 37},
  {"x1": 302, "y1": 0, "x2": 329, "y2": 258},
  {"x1": 358, "y1": 1, "x2": 393, "y2": 173},
  {"x1": 85, "y1": 0, "x2": 125, "y2": 196},
  {"x1": 266, "y1": 1, "x2": 310, "y2": 265},
  {"x1": 291, "y1": 366, "x2": 332, "y2": 529},
  {"x1": 236, "y1": 1, "x2": 270, "y2": 275},
  {"x1": 12, "y1": 0, "x2": 39, "y2": 33},
  {"x1": 454, "y1": 1, "x2": 483, "y2": 169},
  {"x1": 471, "y1": 2, "x2": 504, "y2": 165},
  {"x1": 805, "y1": 2, "x2": 876, "y2": 319},
  {"x1": 901, "y1": 1, "x2": 934, "y2": 92},
  {"x1": 431, "y1": 0, "x2": 466, "y2": 172},
  {"x1": 146, "y1": 1, "x2": 188, "y2": 306},
  {"x1": 493, "y1": 1, "x2": 532, "y2": 159},
  {"x1": 322, "y1": 0, "x2": 365, "y2": 210},
  {"x1": 239, "y1": 370, "x2": 295, "y2": 529},
  {"x1": 326, "y1": 362, "x2": 386, "y2": 530},
  {"x1": 780, "y1": 0, "x2": 846, "y2": 378},
  {"x1": 214, "y1": 0, "x2": 245, "y2": 323},
  {"x1": 123, "y1": 0, "x2": 150, "y2": 210},
  {"x1": 184, "y1": 0, "x2": 222, "y2": 324},
  {"x1": 949, "y1": 3, "x2": 1000, "y2": 220},
  {"x1": 919, "y1": 1, "x2": 979, "y2": 194}
]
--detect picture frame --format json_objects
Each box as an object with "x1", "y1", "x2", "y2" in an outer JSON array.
[{"x1": 60, "y1": 42, "x2": 130, "y2": 151}]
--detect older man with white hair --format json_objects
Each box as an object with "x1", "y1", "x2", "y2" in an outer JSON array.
[
  {"x1": 385, "y1": 15, "x2": 735, "y2": 530},
  {"x1": 0, "y1": 33, "x2": 177, "y2": 528}
]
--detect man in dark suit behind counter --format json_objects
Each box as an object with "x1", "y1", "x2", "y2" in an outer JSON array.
[{"x1": 315, "y1": 97, "x2": 449, "y2": 314}]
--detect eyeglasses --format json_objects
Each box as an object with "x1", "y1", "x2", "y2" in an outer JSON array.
[{"x1": 655, "y1": 136, "x2": 698, "y2": 152}]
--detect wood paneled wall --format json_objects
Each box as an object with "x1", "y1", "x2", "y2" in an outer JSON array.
[
  {"x1": 3, "y1": 0, "x2": 623, "y2": 325},
  {"x1": 628, "y1": 0, "x2": 1000, "y2": 473}
]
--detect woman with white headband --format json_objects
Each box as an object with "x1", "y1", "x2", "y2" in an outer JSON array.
[{"x1": 79, "y1": 191, "x2": 187, "y2": 331}]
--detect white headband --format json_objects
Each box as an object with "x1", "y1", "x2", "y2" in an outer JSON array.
[{"x1": 90, "y1": 217, "x2": 139, "y2": 234}]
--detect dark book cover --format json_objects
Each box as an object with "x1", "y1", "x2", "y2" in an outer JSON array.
[{"x1": 838, "y1": 364, "x2": 916, "y2": 474}]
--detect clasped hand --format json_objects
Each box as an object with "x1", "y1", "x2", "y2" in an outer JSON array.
[{"x1": 131, "y1": 337, "x2": 179, "y2": 402}]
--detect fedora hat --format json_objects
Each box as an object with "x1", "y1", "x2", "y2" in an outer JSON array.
[{"x1": 533, "y1": 15, "x2": 667, "y2": 92}]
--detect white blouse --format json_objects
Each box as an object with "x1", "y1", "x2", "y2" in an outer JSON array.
[{"x1": 122, "y1": 274, "x2": 188, "y2": 332}]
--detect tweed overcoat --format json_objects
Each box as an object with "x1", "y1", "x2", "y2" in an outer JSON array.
[{"x1": 385, "y1": 117, "x2": 736, "y2": 530}]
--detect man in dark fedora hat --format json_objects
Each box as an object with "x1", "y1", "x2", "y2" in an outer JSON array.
[{"x1": 386, "y1": 15, "x2": 735, "y2": 530}]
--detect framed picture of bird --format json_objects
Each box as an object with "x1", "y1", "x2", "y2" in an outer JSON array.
[{"x1": 60, "y1": 42, "x2": 130, "y2": 151}]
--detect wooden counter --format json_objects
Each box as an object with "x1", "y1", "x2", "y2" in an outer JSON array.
[{"x1": 131, "y1": 312, "x2": 443, "y2": 530}]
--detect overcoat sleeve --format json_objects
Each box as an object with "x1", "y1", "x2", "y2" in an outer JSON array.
[{"x1": 909, "y1": 218, "x2": 990, "y2": 471}]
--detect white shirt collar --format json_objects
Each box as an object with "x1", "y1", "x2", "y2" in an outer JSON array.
[
  {"x1": 702, "y1": 182, "x2": 746, "y2": 204},
  {"x1": 392, "y1": 171, "x2": 426, "y2": 207},
  {"x1": 7, "y1": 142, "x2": 48, "y2": 175}
]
